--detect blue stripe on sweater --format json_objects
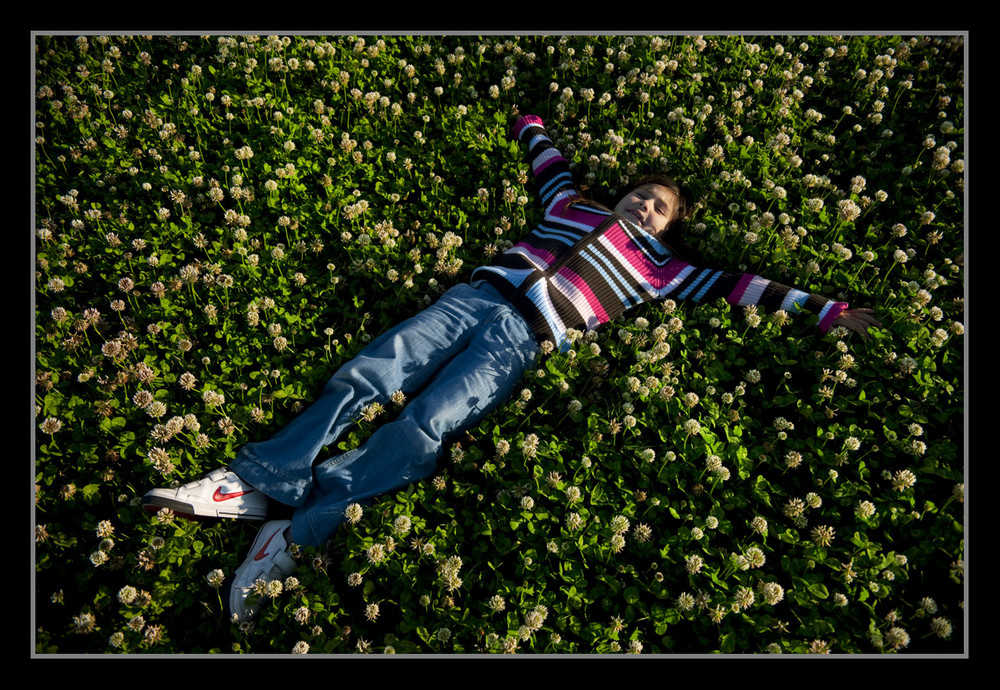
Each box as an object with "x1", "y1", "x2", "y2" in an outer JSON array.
[
  {"x1": 473, "y1": 264, "x2": 534, "y2": 288},
  {"x1": 692, "y1": 270, "x2": 723, "y2": 302},
  {"x1": 538, "y1": 171, "x2": 575, "y2": 205},
  {"x1": 678, "y1": 268, "x2": 712, "y2": 300},
  {"x1": 531, "y1": 224, "x2": 584, "y2": 246}
]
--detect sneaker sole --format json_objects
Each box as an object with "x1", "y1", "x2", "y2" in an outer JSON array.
[{"x1": 141, "y1": 494, "x2": 268, "y2": 521}]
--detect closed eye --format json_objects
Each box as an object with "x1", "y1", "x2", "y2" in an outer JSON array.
[{"x1": 637, "y1": 192, "x2": 666, "y2": 215}]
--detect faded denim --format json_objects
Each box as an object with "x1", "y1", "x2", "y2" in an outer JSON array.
[{"x1": 229, "y1": 281, "x2": 538, "y2": 546}]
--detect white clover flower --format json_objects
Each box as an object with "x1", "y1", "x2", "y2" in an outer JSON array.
[
  {"x1": 676, "y1": 592, "x2": 695, "y2": 611},
  {"x1": 610, "y1": 515, "x2": 630, "y2": 534},
  {"x1": 344, "y1": 503, "x2": 364, "y2": 524},
  {"x1": 856, "y1": 500, "x2": 877, "y2": 519},
  {"x1": 610, "y1": 533, "x2": 626, "y2": 553},
  {"x1": 758, "y1": 581, "x2": 784, "y2": 605},
  {"x1": 892, "y1": 469, "x2": 917, "y2": 491}
]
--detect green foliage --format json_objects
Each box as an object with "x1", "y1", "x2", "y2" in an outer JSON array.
[{"x1": 34, "y1": 33, "x2": 965, "y2": 655}]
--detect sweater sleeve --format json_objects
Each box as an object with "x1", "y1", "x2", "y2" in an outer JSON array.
[
  {"x1": 512, "y1": 115, "x2": 579, "y2": 213},
  {"x1": 656, "y1": 260, "x2": 849, "y2": 333}
]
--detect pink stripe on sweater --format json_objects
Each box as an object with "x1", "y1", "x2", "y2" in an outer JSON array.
[
  {"x1": 513, "y1": 242, "x2": 556, "y2": 268},
  {"x1": 549, "y1": 195, "x2": 577, "y2": 217},
  {"x1": 513, "y1": 114, "x2": 543, "y2": 138},
  {"x1": 728, "y1": 273, "x2": 756, "y2": 305},
  {"x1": 603, "y1": 224, "x2": 686, "y2": 290},
  {"x1": 556, "y1": 266, "x2": 609, "y2": 323},
  {"x1": 533, "y1": 151, "x2": 565, "y2": 176},
  {"x1": 819, "y1": 302, "x2": 849, "y2": 333},
  {"x1": 555, "y1": 200, "x2": 601, "y2": 226}
]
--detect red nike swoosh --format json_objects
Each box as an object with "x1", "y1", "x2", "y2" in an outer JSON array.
[
  {"x1": 254, "y1": 528, "x2": 282, "y2": 561},
  {"x1": 213, "y1": 487, "x2": 253, "y2": 502}
]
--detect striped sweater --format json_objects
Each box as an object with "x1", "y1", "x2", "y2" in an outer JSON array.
[{"x1": 472, "y1": 115, "x2": 849, "y2": 350}]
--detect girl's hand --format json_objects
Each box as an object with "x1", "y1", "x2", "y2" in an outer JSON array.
[{"x1": 832, "y1": 308, "x2": 881, "y2": 340}]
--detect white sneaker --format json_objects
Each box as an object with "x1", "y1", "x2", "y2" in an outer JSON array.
[
  {"x1": 228, "y1": 519, "x2": 296, "y2": 622},
  {"x1": 142, "y1": 468, "x2": 269, "y2": 521}
]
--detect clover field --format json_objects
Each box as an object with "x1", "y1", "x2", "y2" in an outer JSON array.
[{"x1": 33, "y1": 33, "x2": 966, "y2": 655}]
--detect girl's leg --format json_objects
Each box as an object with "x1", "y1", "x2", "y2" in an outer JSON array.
[
  {"x1": 289, "y1": 296, "x2": 537, "y2": 546},
  {"x1": 228, "y1": 282, "x2": 519, "y2": 508}
]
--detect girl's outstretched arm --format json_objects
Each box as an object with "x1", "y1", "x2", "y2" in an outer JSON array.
[
  {"x1": 652, "y1": 263, "x2": 852, "y2": 335},
  {"x1": 512, "y1": 114, "x2": 578, "y2": 213}
]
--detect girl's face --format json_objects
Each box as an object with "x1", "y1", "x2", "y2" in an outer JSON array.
[{"x1": 614, "y1": 183, "x2": 679, "y2": 236}]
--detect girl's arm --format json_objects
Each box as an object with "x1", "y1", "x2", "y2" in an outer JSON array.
[
  {"x1": 655, "y1": 261, "x2": 874, "y2": 336},
  {"x1": 512, "y1": 115, "x2": 579, "y2": 213}
]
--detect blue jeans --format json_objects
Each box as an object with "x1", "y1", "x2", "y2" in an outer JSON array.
[{"x1": 229, "y1": 281, "x2": 538, "y2": 546}]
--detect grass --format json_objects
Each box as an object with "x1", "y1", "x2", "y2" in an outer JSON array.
[{"x1": 33, "y1": 33, "x2": 965, "y2": 655}]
